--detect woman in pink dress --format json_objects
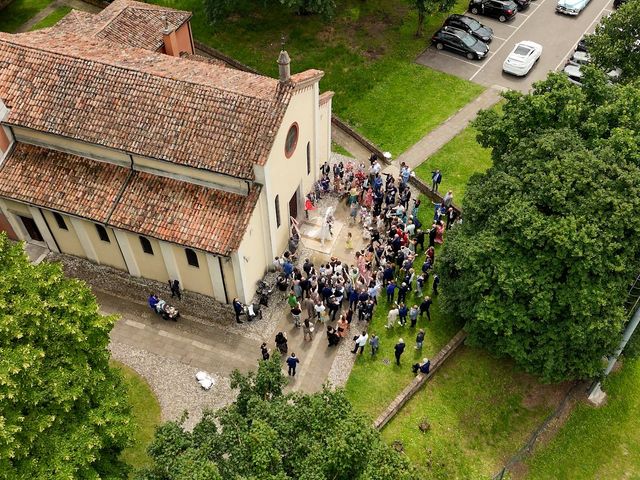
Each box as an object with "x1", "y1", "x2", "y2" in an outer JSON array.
[
  {"x1": 435, "y1": 223, "x2": 445, "y2": 245},
  {"x1": 363, "y1": 188, "x2": 373, "y2": 209}
]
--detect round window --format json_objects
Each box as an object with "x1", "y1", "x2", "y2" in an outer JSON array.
[{"x1": 285, "y1": 123, "x2": 299, "y2": 158}]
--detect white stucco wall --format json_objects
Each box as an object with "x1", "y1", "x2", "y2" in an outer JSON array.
[{"x1": 258, "y1": 82, "x2": 325, "y2": 258}]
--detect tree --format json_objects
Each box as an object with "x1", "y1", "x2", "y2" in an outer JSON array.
[
  {"x1": 204, "y1": 0, "x2": 336, "y2": 24},
  {"x1": 438, "y1": 73, "x2": 640, "y2": 382},
  {"x1": 586, "y1": 0, "x2": 640, "y2": 82},
  {"x1": 0, "y1": 233, "x2": 133, "y2": 477},
  {"x1": 412, "y1": 0, "x2": 457, "y2": 37},
  {"x1": 137, "y1": 354, "x2": 417, "y2": 480}
]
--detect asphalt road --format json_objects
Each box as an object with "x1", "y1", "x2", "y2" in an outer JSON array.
[{"x1": 416, "y1": 0, "x2": 613, "y2": 91}]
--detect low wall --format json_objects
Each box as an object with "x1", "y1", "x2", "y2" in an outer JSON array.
[{"x1": 373, "y1": 329, "x2": 467, "y2": 430}]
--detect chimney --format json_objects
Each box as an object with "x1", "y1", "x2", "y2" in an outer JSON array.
[
  {"x1": 278, "y1": 50, "x2": 291, "y2": 83},
  {"x1": 161, "y1": 15, "x2": 180, "y2": 57}
]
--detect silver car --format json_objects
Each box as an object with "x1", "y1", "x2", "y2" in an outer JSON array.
[{"x1": 556, "y1": 0, "x2": 591, "y2": 15}]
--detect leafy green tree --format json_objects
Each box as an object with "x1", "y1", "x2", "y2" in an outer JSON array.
[
  {"x1": 204, "y1": 0, "x2": 335, "y2": 23},
  {"x1": 137, "y1": 354, "x2": 417, "y2": 479},
  {"x1": 586, "y1": 0, "x2": 640, "y2": 82},
  {"x1": 412, "y1": 0, "x2": 457, "y2": 37},
  {"x1": 0, "y1": 233, "x2": 133, "y2": 478},
  {"x1": 438, "y1": 73, "x2": 640, "y2": 382}
]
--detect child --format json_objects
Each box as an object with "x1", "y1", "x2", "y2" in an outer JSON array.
[
  {"x1": 346, "y1": 231, "x2": 353, "y2": 250},
  {"x1": 415, "y1": 329, "x2": 425, "y2": 349}
]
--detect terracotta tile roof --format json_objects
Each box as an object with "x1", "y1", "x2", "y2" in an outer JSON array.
[
  {"x1": 109, "y1": 171, "x2": 260, "y2": 256},
  {"x1": 0, "y1": 143, "x2": 129, "y2": 222},
  {"x1": 319, "y1": 91, "x2": 334, "y2": 106},
  {"x1": 0, "y1": 144, "x2": 260, "y2": 255},
  {"x1": 91, "y1": 0, "x2": 192, "y2": 51},
  {"x1": 0, "y1": 30, "x2": 294, "y2": 179},
  {"x1": 53, "y1": 9, "x2": 95, "y2": 35}
]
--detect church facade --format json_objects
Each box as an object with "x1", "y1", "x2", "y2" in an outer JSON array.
[{"x1": 0, "y1": 0, "x2": 333, "y2": 303}]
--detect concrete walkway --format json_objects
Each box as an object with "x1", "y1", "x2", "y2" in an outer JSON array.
[
  {"x1": 331, "y1": 87, "x2": 503, "y2": 170},
  {"x1": 395, "y1": 87, "x2": 503, "y2": 169}
]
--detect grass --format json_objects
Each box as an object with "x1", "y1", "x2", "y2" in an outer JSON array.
[
  {"x1": 525, "y1": 358, "x2": 640, "y2": 479},
  {"x1": 331, "y1": 141, "x2": 353, "y2": 158},
  {"x1": 150, "y1": 0, "x2": 484, "y2": 155},
  {"x1": 0, "y1": 0, "x2": 54, "y2": 33},
  {"x1": 381, "y1": 347, "x2": 557, "y2": 479},
  {"x1": 29, "y1": 6, "x2": 71, "y2": 30},
  {"x1": 345, "y1": 194, "x2": 460, "y2": 418},
  {"x1": 414, "y1": 125, "x2": 493, "y2": 204},
  {"x1": 112, "y1": 361, "x2": 162, "y2": 472}
]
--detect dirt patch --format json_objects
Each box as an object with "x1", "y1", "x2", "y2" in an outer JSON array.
[
  {"x1": 508, "y1": 381, "x2": 588, "y2": 480},
  {"x1": 521, "y1": 379, "x2": 574, "y2": 410}
]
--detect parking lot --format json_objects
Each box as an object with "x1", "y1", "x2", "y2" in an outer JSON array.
[{"x1": 417, "y1": 0, "x2": 613, "y2": 91}]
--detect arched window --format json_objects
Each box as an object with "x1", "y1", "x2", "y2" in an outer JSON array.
[
  {"x1": 139, "y1": 236, "x2": 153, "y2": 254},
  {"x1": 275, "y1": 195, "x2": 281, "y2": 228},
  {"x1": 95, "y1": 224, "x2": 110, "y2": 242},
  {"x1": 185, "y1": 248, "x2": 199, "y2": 267},
  {"x1": 306, "y1": 142, "x2": 311, "y2": 175}
]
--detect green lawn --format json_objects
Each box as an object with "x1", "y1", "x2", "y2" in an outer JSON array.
[
  {"x1": 150, "y1": 0, "x2": 484, "y2": 155},
  {"x1": 112, "y1": 361, "x2": 162, "y2": 472},
  {"x1": 381, "y1": 347, "x2": 557, "y2": 479},
  {"x1": 29, "y1": 6, "x2": 71, "y2": 30},
  {"x1": 0, "y1": 0, "x2": 54, "y2": 33},
  {"x1": 525, "y1": 358, "x2": 640, "y2": 479},
  {"x1": 332, "y1": 141, "x2": 353, "y2": 158},
  {"x1": 414, "y1": 125, "x2": 493, "y2": 204},
  {"x1": 345, "y1": 194, "x2": 461, "y2": 418}
]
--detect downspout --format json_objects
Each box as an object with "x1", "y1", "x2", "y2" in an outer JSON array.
[{"x1": 218, "y1": 256, "x2": 229, "y2": 304}]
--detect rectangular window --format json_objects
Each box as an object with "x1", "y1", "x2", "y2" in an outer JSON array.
[
  {"x1": 185, "y1": 248, "x2": 199, "y2": 267},
  {"x1": 53, "y1": 212, "x2": 68, "y2": 230},
  {"x1": 139, "y1": 236, "x2": 153, "y2": 255},
  {"x1": 306, "y1": 142, "x2": 311, "y2": 175},
  {"x1": 275, "y1": 195, "x2": 281, "y2": 228},
  {"x1": 95, "y1": 224, "x2": 110, "y2": 242}
]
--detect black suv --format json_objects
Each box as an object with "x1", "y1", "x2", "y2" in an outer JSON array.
[
  {"x1": 443, "y1": 14, "x2": 494, "y2": 43},
  {"x1": 468, "y1": 0, "x2": 519, "y2": 21},
  {"x1": 431, "y1": 26, "x2": 489, "y2": 60}
]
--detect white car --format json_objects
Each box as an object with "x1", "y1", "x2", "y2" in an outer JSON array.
[
  {"x1": 556, "y1": 0, "x2": 591, "y2": 15},
  {"x1": 502, "y1": 41, "x2": 542, "y2": 76}
]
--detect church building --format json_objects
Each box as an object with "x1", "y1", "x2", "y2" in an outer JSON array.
[{"x1": 0, "y1": 0, "x2": 333, "y2": 303}]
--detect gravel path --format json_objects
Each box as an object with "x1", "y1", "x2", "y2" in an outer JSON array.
[{"x1": 110, "y1": 341, "x2": 236, "y2": 431}]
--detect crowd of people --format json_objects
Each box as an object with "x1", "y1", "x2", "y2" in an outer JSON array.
[{"x1": 263, "y1": 154, "x2": 458, "y2": 376}]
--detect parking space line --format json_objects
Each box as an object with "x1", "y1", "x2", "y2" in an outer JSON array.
[
  {"x1": 493, "y1": 35, "x2": 507, "y2": 40},
  {"x1": 469, "y1": 0, "x2": 548, "y2": 81},
  {"x1": 438, "y1": 50, "x2": 484, "y2": 68},
  {"x1": 553, "y1": 1, "x2": 613, "y2": 71}
]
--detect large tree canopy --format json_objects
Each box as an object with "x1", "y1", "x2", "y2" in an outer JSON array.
[
  {"x1": 0, "y1": 234, "x2": 133, "y2": 478},
  {"x1": 411, "y1": 0, "x2": 457, "y2": 37},
  {"x1": 586, "y1": 0, "x2": 640, "y2": 82},
  {"x1": 204, "y1": 0, "x2": 336, "y2": 24},
  {"x1": 137, "y1": 354, "x2": 417, "y2": 480},
  {"x1": 438, "y1": 73, "x2": 640, "y2": 382}
]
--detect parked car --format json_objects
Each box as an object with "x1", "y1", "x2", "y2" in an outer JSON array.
[
  {"x1": 556, "y1": 0, "x2": 591, "y2": 15},
  {"x1": 431, "y1": 26, "x2": 490, "y2": 60},
  {"x1": 576, "y1": 36, "x2": 588, "y2": 52},
  {"x1": 513, "y1": 0, "x2": 531, "y2": 10},
  {"x1": 503, "y1": 41, "x2": 542, "y2": 76},
  {"x1": 571, "y1": 50, "x2": 591, "y2": 65},
  {"x1": 563, "y1": 63, "x2": 622, "y2": 86},
  {"x1": 443, "y1": 14, "x2": 494, "y2": 42},
  {"x1": 613, "y1": 0, "x2": 627, "y2": 8},
  {"x1": 469, "y1": 0, "x2": 518, "y2": 22}
]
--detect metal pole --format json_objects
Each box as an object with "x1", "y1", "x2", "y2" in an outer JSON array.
[
  {"x1": 604, "y1": 306, "x2": 640, "y2": 376},
  {"x1": 589, "y1": 306, "x2": 640, "y2": 398}
]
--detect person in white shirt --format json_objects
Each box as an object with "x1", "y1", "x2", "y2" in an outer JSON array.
[
  {"x1": 352, "y1": 332, "x2": 369, "y2": 354},
  {"x1": 386, "y1": 306, "x2": 400, "y2": 328}
]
